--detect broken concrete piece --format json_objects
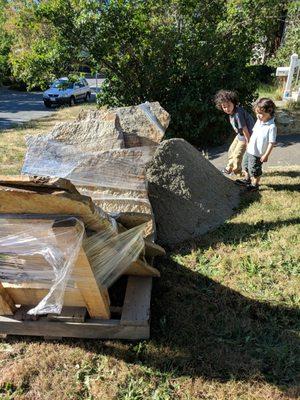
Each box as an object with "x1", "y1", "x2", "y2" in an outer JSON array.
[{"x1": 146, "y1": 139, "x2": 240, "y2": 246}]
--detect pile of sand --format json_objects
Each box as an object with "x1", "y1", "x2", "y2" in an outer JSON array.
[{"x1": 146, "y1": 139, "x2": 240, "y2": 246}]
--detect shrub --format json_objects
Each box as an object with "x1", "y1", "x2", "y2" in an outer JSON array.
[{"x1": 94, "y1": 0, "x2": 259, "y2": 146}]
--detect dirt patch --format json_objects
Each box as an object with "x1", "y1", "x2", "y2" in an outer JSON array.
[{"x1": 146, "y1": 139, "x2": 240, "y2": 246}]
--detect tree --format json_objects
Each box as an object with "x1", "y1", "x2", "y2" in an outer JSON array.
[
  {"x1": 0, "y1": 0, "x2": 11, "y2": 85},
  {"x1": 89, "y1": 0, "x2": 259, "y2": 145},
  {"x1": 6, "y1": 0, "x2": 98, "y2": 90},
  {"x1": 269, "y1": 0, "x2": 300, "y2": 67}
]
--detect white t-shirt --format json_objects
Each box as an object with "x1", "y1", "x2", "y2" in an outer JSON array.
[{"x1": 247, "y1": 118, "x2": 277, "y2": 157}]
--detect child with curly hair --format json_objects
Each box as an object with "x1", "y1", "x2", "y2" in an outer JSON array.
[{"x1": 214, "y1": 90, "x2": 255, "y2": 175}]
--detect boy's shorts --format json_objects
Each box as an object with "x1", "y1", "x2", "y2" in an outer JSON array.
[{"x1": 242, "y1": 152, "x2": 262, "y2": 177}]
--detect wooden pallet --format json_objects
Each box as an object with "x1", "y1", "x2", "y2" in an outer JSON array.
[
  {"x1": 0, "y1": 177, "x2": 161, "y2": 340},
  {"x1": 0, "y1": 276, "x2": 152, "y2": 340}
]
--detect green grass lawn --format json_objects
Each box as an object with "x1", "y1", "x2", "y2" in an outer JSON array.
[{"x1": 0, "y1": 108, "x2": 299, "y2": 399}]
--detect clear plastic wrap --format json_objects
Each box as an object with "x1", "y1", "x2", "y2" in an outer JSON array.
[
  {"x1": 84, "y1": 223, "x2": 145, "y2": 288},
  {"x1": 0, "y1": 217, "x2": 84, "y2": 315},
  {"x1": 22, "y1": 143, "x2": 155, "y2": 192},
  {"x1": 138, "y1": 102, "x2": 166, "y2": 135},
  {"x1": 0, "y1": 217, "x2": 146, "y2": 315}
]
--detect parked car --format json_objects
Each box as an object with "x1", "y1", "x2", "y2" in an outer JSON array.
[{"x1": 43, "y1": 77, "x2": 91, "y2": 108}]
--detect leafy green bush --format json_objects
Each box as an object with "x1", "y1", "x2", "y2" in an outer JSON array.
[
  {"x1": 94, "y1": 0, "x2": 261, "y2": 146},
  {"x1": 269, "y1": 1, "x2": 300, "y2": 68},
  {"x1": 0, "y1": 0, "x2": 11, "y2": 85}
]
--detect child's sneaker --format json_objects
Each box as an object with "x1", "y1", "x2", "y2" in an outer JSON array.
[
  {"x1": 235, "y1": 178, "x2": 251, "y2": 186},
  {"x1": 220, "y1": 168, "x2": 232, "y2": 175},
  {"x1": 246, "y1": 184, "x2": 259, "y2": 192}
]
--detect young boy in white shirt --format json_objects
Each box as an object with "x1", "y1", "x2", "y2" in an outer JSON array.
[{"x1": 237, "y1": 98, "x2": 277, "y2": 191}]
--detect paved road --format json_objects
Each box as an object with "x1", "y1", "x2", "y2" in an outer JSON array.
[
  {"x1": 0, "y1": 78, "x2": 104, "y2": 129},
  {"x1": 207, "y1": 134, "x2": 300, "y2": 168}
]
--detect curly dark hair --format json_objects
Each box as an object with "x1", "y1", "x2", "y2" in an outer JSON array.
[
  {"x1": 254, "y1": 98, "x2": 276, "y2": 117},
  {"x1": 214, "y1": 90, "x2": 239, "y2": 110}
]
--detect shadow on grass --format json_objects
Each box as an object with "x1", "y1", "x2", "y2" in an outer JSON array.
[
  {"x1": 7, "y1": 260, "x2": 299, "y2": 396},
  {"x1": 264, "y1": 170, "x2": 299, "y2": 178},
  {"x1": 74, "y1": 257, "x2": 299, "y2": 397},
  {"x1": 175, "y1": 217, "x2": 300, "y2": 254},
  {"x1": 262, "y1": 183, "x2": 300, "y2": 192},
  {"x1": 150, "y1": 259, "x2": 300, "y2": 388}
]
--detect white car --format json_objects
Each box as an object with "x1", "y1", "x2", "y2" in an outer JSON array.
[{"x1": 43, "y1": 77, "x2": 91, "y2": 108}]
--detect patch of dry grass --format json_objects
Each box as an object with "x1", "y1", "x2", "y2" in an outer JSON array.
[{"x1": 0, "y1": 103, "x2": 97, "y2": 175}]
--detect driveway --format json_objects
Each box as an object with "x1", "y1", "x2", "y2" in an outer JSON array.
[
  {"x1": 0, "y1": 79, "x2": 104, "y2": 129},
  {"x1": 0, "y1": 88, "x2": 56, "y2": 129},
  {"x1": 207, "y1": 134, "x2": 300, "y2": 168}
]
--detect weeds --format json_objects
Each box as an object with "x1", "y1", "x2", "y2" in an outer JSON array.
[{"x1": 258, "y1": 84, "x2": 283, "y2": 101}]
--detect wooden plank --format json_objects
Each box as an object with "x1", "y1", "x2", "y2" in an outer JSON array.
[
  {"x1": 1, "y1": 224, "x2": 110, "y2": 317},
  {"x1": 0, "y1": 176, "x2": 79, "y2": 194},
  {"x1": 13, "y1": 307, "x2": 38, "y2": 321},
  {"x1": 47, "y1": 307, "x2": 87, "y2": 323},
  {"x1": 0, "y1": 283, "x2": 16, "y2": 315},
  {"x1": 144, "y1": 240, "x2": 166, "y2": 257},
  {"x1": 116, "y1": 212, "x2": 151, "y2": 228},
  {"x1": 125, "y1": 259, "x2": 160, "y2": 277},
  {"x1": 0, "y1": 314, "x2": 149, "y2": 339},
  {"x1": 0, "y1": 214, "x2": 81, "y2": 222},
  {"x1": 121, "y1": 277, "x2": 152, "y2": 327},
  {"x1": 0, "y1": 186, "x2": 112, "y2": 232},
  {"x1": 3, "y1": 285, "x2": 86, "y2": 308},
  {"x1": 72, "y1": 249, "x2": 111, "y2": 319}
]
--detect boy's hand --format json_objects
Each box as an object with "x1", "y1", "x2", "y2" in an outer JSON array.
[{"x1": 260, "y1": 154, "x2": 268, "y2": 162}]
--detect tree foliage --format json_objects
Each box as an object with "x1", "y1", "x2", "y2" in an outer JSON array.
[
  {"x1": 5, "y1": 0, "x2": 97, "y2": 90},
  {"x1": 269, "y1": 0, "x2": 300, "y2": 67},
  {"x1": 0, "y1": 0, "x2": 11, "y2": 85},
  {"x1": 92, "y1": 0, "x2": 260, "y2": 145}
]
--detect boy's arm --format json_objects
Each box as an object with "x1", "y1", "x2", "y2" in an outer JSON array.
[
  {"x1": 242, "y1": 126, "x2": 251, "y2": 143},
  {"x1": 260, "y1": 142, "x2": 275, "y2": 162}
]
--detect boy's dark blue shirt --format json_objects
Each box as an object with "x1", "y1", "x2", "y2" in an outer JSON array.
[{"x1": 229, "y1": 106, "x2": 255, "y2": 141}]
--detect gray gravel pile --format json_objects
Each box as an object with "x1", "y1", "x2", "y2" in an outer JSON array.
[{"x1": 146, "y1": 138, "x2": 240, "y2": 246}]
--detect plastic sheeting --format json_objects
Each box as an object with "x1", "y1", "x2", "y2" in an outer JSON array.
[
  {"x1": 84, "y1": 223, "x2": 145, "y2": 288},
  {"x1": 0, "y1": 217, "x2": 84, "y2": 315},
  {"x1": 138, "y1": 102, "x2": 166, "y2": 135},
  {"x1": 0, "y1": 218, "x2": 146, "y2": 315},
  {"x1": 22, "y1": 144, "x2": 155, "y2": 193}
]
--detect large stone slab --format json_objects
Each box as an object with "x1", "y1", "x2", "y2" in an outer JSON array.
[
  {"x1": 41, "y1": 112, "x2": 124, "y2": 151},
  {"x1": 68, "y1": 147, "x2": 156, "y2": 235},
  {"x1": 77, "y1": 102, "x2": 170, "y2": 147},
  {"x1": 22, "y1": 112, "x2": 124, "y2": 176}
]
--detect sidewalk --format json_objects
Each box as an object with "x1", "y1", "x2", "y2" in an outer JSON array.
[{"x1": 208, "y1": 134, "x2": 300, "y2": 169}]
